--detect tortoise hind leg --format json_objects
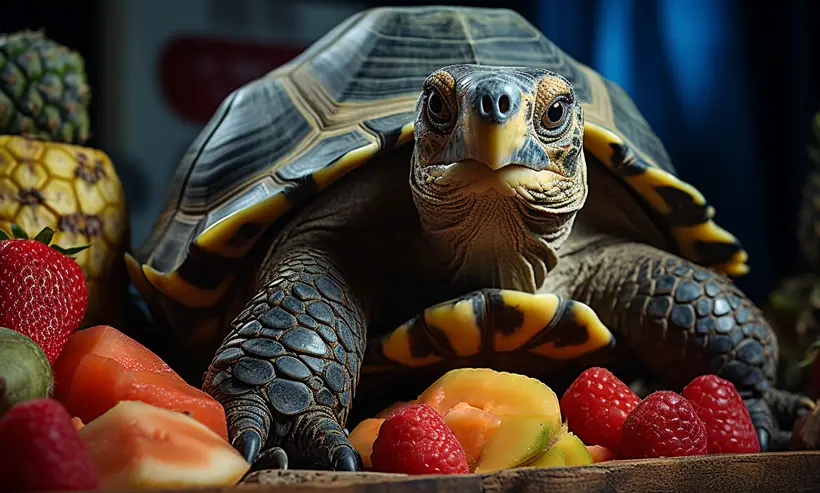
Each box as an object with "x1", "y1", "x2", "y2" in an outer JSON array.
[
  {"x1": 556, "y1": 241, "x2": 815, "y2": 451},
  {"x1": 203, "y1": 247, "x2": 366, "y2": 471}
]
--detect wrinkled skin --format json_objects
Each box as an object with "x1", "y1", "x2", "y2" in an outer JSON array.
[{"x1": 203, "y1": 65, "x2": 813, "y2": 471}]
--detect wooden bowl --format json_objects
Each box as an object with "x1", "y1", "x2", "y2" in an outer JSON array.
[{"x1": 230, "y1": 452, "x2": 820, "y2": 493}]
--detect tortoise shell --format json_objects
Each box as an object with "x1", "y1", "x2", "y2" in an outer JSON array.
[{"x1": 127, "y1": 6, "x2": 748, "y2": 329}]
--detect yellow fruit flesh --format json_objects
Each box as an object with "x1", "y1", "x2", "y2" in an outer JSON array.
[
  {"x1": 527, "y1": 446, "x2": 566, "y2": 468},
  {"x1": 443, "y1": 402, "x2": 502, "y2": 472},
  {"x1": 474, "y1": 416, "x2": 556, "y2": 473},
  {"x1": 348, "y1": 418, "x2": 383, "y2": 469},
  {"x1": 553, "y1": 432, "x2": 592, "y2": 466},
  {"x1": 417, "y1": 368, "x2": 561, "y2": 421}
]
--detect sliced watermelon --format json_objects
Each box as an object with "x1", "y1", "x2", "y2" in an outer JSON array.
[
  {"x1": 60, "y1": 354, "x2": 228, "y2": 440},
  {"x1": 54, "y1": 325, "x2": 180, "y2": 401},
  {"x1": 79, "y1": 400, "x2": 248, "y2": 490}
]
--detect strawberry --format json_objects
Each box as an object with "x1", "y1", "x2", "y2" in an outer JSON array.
[
  {"x1": 620, "y1": 390, "x2": 708, "y2": 459},
  {"x1": 682, "y1": 374, "x2": 760, "y2": 454},
  {"x1": 371, "y1": 403, "x2": 468, "y2": 475},
  {"x1": 0, "y1": 398, "x2": 99, "y2": 491},
  {"x1": 0, "y1": 225, "x2": 89, "y2": 363},
  {"x1": 560, "y1": 367, "x2": 641, "y2": 453}
]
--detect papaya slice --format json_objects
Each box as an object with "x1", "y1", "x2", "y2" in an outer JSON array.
[
  {"x1": 79, "y1": 400, "x2": 248, "y2": 490},
  {"x1": 586, "y1": 444, "x2": 616, "y2": 463},
  {"x1": 443, "y1": 402, "x2": 502, "y2": 471},
  {"x1": 54, "y1": 325, "x2": 180, "y2": 402},
  {"x1": 348, "y1": 418, "x2": 384, "y2": 469},
  {"x1": 62, "y1": 354, "x2": 228, "y2": 440},
  {"x1": 349, "y1": 369, "x2": 563, "y2": 474},
  {"x1": 417, "y1": 368, "x2": 560, "y2": 421}
]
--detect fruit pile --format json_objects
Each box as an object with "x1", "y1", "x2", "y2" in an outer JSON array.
[
  {"x1": 0, "y1": 225, "x2": 249, "y2": 491},
  {"x1": 349, "y1": 367, "x2": 760, "y2": 475}
]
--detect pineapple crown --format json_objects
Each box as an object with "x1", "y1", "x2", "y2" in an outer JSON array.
[{"x1": 0, "y1": 224, "x2": 90, "y2": 257}]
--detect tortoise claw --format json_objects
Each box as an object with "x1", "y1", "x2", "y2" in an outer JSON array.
[
  {"x1": 757, "y1": 427, "x2": 770, "y2": 452},
  {"x1": 234, "y1": 429, "x2": 262, "y2": 465},
  {"x1": 331, "y1": 446, "x2": 362, "y2": 472},
  {"x1": 256, "y1": 447, "x2": 289, "y2": 470}
]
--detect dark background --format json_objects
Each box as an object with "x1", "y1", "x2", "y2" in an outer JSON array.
[{"x1": 3, "y1": 0, "x2": 819, "y2": 304}]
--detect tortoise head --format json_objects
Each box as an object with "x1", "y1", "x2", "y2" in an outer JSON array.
[{"x1": 410, "y1": 65, "x2": 587, "y2": 291}]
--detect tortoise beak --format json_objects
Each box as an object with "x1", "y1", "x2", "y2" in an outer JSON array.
[{"x1": 466, "y1": 79, "x2": 528, "y2": 170}]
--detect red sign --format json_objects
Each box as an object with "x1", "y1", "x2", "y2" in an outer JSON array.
[{"x1": 158, "y1": 36, "x2": 305, "y2": 124}]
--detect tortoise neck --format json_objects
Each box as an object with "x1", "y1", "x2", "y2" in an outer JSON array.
[{"x1": 412, "y1": 182, "x2": 577, "y2": 293}]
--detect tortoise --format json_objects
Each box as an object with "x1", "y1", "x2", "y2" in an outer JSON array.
[{"x1": 127, "y1": 6, "x2": 814, "y2": 470}]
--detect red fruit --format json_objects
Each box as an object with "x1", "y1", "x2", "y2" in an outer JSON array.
[
  {"x1": 0, "y1": 226, "x2": 88, "y2": 363},
  {"x1": 371, "y1": 403, "x2": 469, "y2": 475},
  {"x1": 59, "y1": 354, "x2": 228, "y2": 440},
  {"x1": 0, "y1": 398, "x2": 99, "y2": 492},
  {"x1": 620, "y1": 390, "x2": 708, "y2": 459},
  {"x1": 682, "y1": 374, "x2": 760, "y2": 454},
  {"x1": 560, "y1": 367, "x2": 641, "y2": 453}
]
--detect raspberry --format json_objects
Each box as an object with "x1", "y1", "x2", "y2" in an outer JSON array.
[
  {"x1": 371, "y1": 403, "x2": 468, "y2": 475},
  {"x1": 682, "y1": 374, "x2": 760, "y2": 454},
  {"x1": 560, "y1": 367, "x2": 641, "y2": 453},
  {"x1": 0, "y1": 398, "x2": 99, "y2": 491},
  {"x1": 620, "y1": 391, "x2": 707, "y2": 459}
]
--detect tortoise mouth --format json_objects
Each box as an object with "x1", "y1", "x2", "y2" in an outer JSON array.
[{"x1": 423, "y1": 159, "x2": 566, "y2": 198}]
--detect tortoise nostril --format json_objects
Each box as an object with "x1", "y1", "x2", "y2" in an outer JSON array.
[
  {"x1": 498, "y1": 94, "x2": 510, "y2": 114},
  {"x1": 481, "y1": 94, "x2": 493, "y2": 115}
]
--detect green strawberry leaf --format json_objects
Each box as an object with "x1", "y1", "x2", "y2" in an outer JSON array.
[
  {"x1": 52, "y1": 244, "x2": 91, "y2": 257},
  {"x1": 33, "y1": 227, "x2": 54, "y2": 246},
  {"x1": 0, "y1": 229, "x2": 9, "y2": 241},
  {"x1": 10, "y1": 224, "x2": 28, "y2": 240}
]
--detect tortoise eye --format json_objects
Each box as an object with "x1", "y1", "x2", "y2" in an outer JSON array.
[
  {"x1": 541, "y1": 97, "x2": 570, "y2": 130},
  {"x1": 425, "y1": 90, "x2": 454, "y2": 129}
]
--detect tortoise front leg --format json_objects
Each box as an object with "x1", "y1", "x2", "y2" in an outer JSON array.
[
  {"x1": 556, "y1": 241, "x2": 815, "y2": 451},
  {"x1": 203, "y1": 246, "x2": 366, "y2": 471}
]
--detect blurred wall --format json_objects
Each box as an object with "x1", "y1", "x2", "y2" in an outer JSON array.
[{"x1": 2, "y1": 0, "x2": 818, "y2": 304}]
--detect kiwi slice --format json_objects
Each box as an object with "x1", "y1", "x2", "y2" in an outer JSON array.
[{"x1": 0, "y1": 327, "x2": 53, "y2": 417}]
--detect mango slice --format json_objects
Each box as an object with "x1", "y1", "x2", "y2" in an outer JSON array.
[
  {"x1": 444, "y1": 402, "x2": 502, "y2": 471},
  {"x1": 349, "y1": 368, "x2": 563, "y2": 474},
  {"x1": 553, "y1": 432, "x2": 592, "y2": 466},
  {"x1": 79, "y1": 400, "x2": 249, "y2": 490},
  {"x1": 417, "y1": 368, "x2": 560, "y2": 421},
  {"x1": 586, "y1": 445, "x2": 616, "y2": 463},
  {"x1": 474, "y1": 416, "x2": 554, "y2": 473},
  {"x1": 348, "y1": 418, "x2": 383, "y2": 469},
  {"x1": 527, "y1": 446, "x2": 566, "y2": 468}
]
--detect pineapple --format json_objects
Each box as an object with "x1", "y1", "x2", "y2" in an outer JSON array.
[
  {"x1": 0, "y1": 31, "x2": 90, "y2": 145},
  {"x1": 0, "y1": 32, "x2": 128, "y2": 328},
  {"x1": 0, "y1": 136, "x2": 129, "y2": 328}
]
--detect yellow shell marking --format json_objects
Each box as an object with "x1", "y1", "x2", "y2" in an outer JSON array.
[
  {"x1": 194, "y1": 122, "x2": 415, "y2": 260},
  {"x1": 529, "y1": 302, "x2": 614, "y2": 360},
  {"x1": 493, "y1": 291, "x2": 562, "y2": 352},
  {"x1": 195, "y1": 193, "x2": 291, "y2": 258},
  {"x1": 141, "y1": 264, "x2": 236, "y2": 309},
  {"x1": 582, "y1": 122, "x2": 749, "y2": 276},
  {"x1": 379, "y1": 322, "x2": 444, "y2": 367},
  {"x1": 423, "y1": 298, "x2": 482, "y2": 357}
]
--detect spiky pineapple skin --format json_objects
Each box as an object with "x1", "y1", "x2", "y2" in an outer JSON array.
[
  {"x1": 0, "y1": 135, "x2": 128, "y2": 328},
  {"x1": 0, "y1": 31, "x2": 90, "y2": 145}
]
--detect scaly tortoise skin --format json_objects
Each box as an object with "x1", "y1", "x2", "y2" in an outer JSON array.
[{"x1": 127, "y1": 7, "x2": 813, "y2": 470}]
